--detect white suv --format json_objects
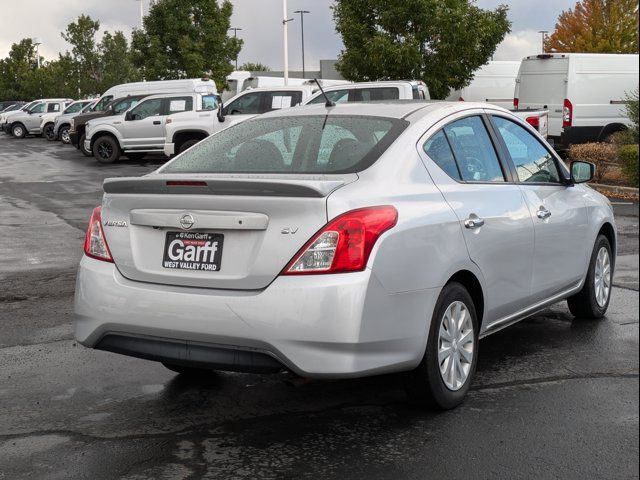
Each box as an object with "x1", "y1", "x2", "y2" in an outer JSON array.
[{"x1": 8, "y1": 99, "x2": 74, "y2": 138}]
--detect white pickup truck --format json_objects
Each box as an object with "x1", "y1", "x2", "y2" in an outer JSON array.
[{"x1": 85, "y1": 92, "x2": 221, "y2": 164}]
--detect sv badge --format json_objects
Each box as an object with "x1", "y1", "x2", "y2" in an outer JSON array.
[{"x1": 281, "y1": 227, "x2": 299, "y2": 235}]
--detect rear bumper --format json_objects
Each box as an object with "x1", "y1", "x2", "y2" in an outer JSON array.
[{"x1": 75, "y1": 257, "x2": 437, "y2": 378}]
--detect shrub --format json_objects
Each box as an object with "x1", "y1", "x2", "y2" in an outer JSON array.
[
  {"x1": 618, "y1": 144, "x2": 639, "y2": 188},
  {"x1": 624, "y1": 88, "x2": 639, "y2": 144},
  {"x1": 567, "y1": 142, "x2": 617, "y2": 183}
]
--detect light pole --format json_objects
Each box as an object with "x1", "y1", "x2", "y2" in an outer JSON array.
[
  {"x1": 137, "y1": 0, "x2": 144, "y2": 29},
  {"x1": 282, "y1": 0, "x2": 293, "y2": 85},
  {"x1": 229, "y1": 27, "x2": 243, "y2": 70},
  {"x1": 538, "y1": 30, "x2": 549, "y2": 53},
  {"x1": 294, "y1": 10, "x2": 310, "y2": 78},
  {"x1": 32, "y1": 38, "x2": 42, "y2": 69}
]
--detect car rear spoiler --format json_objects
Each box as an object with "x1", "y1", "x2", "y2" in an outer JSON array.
[{"x1": 103, "y1": 176, "x2": 352, "y2": 198}]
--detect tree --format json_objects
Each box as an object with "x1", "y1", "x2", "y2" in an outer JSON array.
[
  {"x1": 545, "y1": 0, "x2": 639, "y2": 54},
  {"x1": 0, "y1": 39, "x2": 38, "y2": 100},
  {"x1": 239, "y1": 62, "x2": 271, "y2": 72},
  {"x1": 61, "y1": 15, "x2": 102, "y2": 95},
  {"x1": 131, "y1": 0, "x2": 242, "y2": 89},
  {"x1": 99, "y1": 31, "x2": 140, "y2": 92},
  {"x1": 332, "y1": 0, "x2": 510, "y2": 99}
]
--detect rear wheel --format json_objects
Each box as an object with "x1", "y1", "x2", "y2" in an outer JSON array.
[
  {"x1": 93, "y1": 136, "x2": 121, "y2": 164},
  {"x1": 163, "y1": 363, "x2": 216, "y2": 377},
  {"x1": 178, "y1": 138, "x2": 201, "y2": 154},
  {"x1": 404, "y1": 282, "x2": 479, "y2": 410},
  {"x1": 59, "y1": 126, "x2": 71, "y2": 144},
  {"x1": 43, "y1": 123, "x2": 55, "y2": 141},
  {"x1": 11, "y1": 123, "x2": 26, "y2": 139},
  {"x1": 567, "y1": 234, "x2": 613, "y2": 319}
]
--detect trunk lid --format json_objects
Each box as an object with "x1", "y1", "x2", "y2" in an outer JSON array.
[{"x1": 101, "y1": 174, "x2": 356, "y2": 290}]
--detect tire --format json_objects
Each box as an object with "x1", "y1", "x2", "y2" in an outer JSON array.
[
  {"x1": 178, "y1": 138, "x2": 201, "y2": 154},
  {"x1": 163, "y1": 363, "x2": 215, "y2": 377},
  {"x1": 11, "y1": 123, "x2": 26, "y2": 139},
  {"x1": 43, "y1": 123, "x2": 55, "y2": 141},
  {"x1": 93, "y1": 135, "x2": 121, "y2": 164},
  {"x1": 567, "y1": 234, "x2": 613, "y2": 319},
  {"x1": 79, "y1": 134, "x2": 92, "y2": 157},
  {"x1": 59, "y1": 126, "x2": 71, "y2": 144},
  {"x1": 404, "y1": 282, "x2": 479, "y2": 410}
]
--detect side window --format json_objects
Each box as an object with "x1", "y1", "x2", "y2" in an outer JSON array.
[
  {"x1": 423, "y1": 130, "x2": 460, "y2": 180},
  {"x1": 307, "y1": 89, "x2": 350, "y2": 105},
  {"x1": 493, "y1": 117, "x2": 561, "y2": 184},
  {"x1": 114, "y1": 98, "x2": 140, "y2": 114},
  {"x1": 443, "y1": 116, "x2": 505, "y2": 182},
  {"x1": 353, "y1": 87, "x2": 400, "y2": 101},
  {"x1": 167, "y1": 96, "x2": 193, "y2": 114},
  {"x1": 225, "y1": 92, "x2": 263, "y2": 115},
  {"x1": 265, "y1": 91, "x2": 303, "y2": 111},
  {"x1": 93, "y1": 95, "x2": 113, "y2": 112},
  {"x1": 30, "y1": 103, "x2": 45, "y2": 114},
  {"x1": 129, "y1": 99, "x2": 163, "y2": 120},
  {"x1": 47, "y1": 103, "x2": 60, "y2": 112},
  {"x1": 200, "y1": 95, "x2": 219, "y2": 111}
]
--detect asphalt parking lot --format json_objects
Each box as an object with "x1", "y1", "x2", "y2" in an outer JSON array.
[{"x1": 0, "y1": 134, "x2": 638, "y2": 480}]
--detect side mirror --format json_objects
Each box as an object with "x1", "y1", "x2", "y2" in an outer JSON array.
[
  {"x1": 570, "y1": 161, "x2": 595, "y2": 184},
  {"x1": 217, "y1": 104, "x2": 225, "y2": 123},
  {"x1": 125, "y1": 111, "x2": 134, "y2": 121}
]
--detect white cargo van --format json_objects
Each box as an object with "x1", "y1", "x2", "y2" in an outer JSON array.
[
  {"x1": 90, "y1": 78, "x2": 218, "y2": 114},
  {"x1": 514, "y1": 53, "x2": 639, "y2": 147},
  {"x1": 447, "y1": 61, "x2": 520, "y2": 110}
]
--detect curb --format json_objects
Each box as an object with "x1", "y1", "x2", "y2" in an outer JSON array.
[{"x1": 590, "y1": 183, "x2": 639, "y2": 200}]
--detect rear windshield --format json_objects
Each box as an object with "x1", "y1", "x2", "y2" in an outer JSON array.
[{"x1": 162, "y1": 115, "x2": 408, "y2": 174}]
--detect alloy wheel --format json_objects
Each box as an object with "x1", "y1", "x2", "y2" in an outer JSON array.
[
  {"x1": 594, "y1": 247, "x2": 611, "y2": 308},
  {"x1": 438, "y1": 301, "x2": 475, "y2": 391},
  {"x1": 97, "y1": 142, "x2": 113, "y2": 160}
]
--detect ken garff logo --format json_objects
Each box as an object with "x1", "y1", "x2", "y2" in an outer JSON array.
[{"x1": 179, "y1": 213, "x2": 195, "y2": 230}]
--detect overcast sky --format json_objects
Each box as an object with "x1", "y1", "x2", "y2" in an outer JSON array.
[{"x1": 0, "y1": 0, "x2": 577, "y2": 69}]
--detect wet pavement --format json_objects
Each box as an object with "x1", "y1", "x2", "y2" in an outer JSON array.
[{"x1": 0, "y1": 135, "x2": 638, "y2": 479}]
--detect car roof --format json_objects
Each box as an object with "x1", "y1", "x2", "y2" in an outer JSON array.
[{"x1": 259, "y1": 100, "x2": 504, "y2": 121}]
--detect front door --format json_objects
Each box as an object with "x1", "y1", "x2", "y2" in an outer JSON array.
[
  {"x1": 490, "y1": 115, "x2": 590, "y2": 302},
  {"x1": 122, "y1": 98, "x2": 166, "y2": 150},
  {"x1": 420, "y1": 114, "x2": 535, "y2": 326}
]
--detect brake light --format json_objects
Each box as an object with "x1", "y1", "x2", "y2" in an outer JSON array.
[
  {"x1": 513, "y1": 98, "x2": 519, "y2": 109},
  {"x1": 458, "y1": 97, "x2": 465, "y2": 102},
  {"x1": 83, "y1": 206, "x2": 113, "y2": 262},
  {"x1": 563, "y1": 99, "x2": 573, "y2": 128},
  {"x1": 525, "y1": 116, "x2": 540, "y2": 129},
  {"x1": 283, "y1": 206, "x2": 398, "y2": 275}
]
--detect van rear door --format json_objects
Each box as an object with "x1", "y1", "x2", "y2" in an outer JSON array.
[{"x1": 516, "y1": 56, "x2": 569, "y2": 138}]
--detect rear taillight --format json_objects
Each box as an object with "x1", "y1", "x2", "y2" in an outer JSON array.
[
  {"x1": 563, "y1": 99, "x2": 573, "y2": 128},
  {"x1": 458, "y1": 97, "x2": 465, "y2": 102},
  {"x1": 83, "y1": 206, "x2": 113, "y2": 262},
  {"x1": 525, "y1": 116, "x2": 540, "y2": 129},
  {"x1": 282, "y1": 206, "x2": 398, "y2": 275},
  {"x1": 513, "y1": 98, "x2": 519, "y2": 109}
]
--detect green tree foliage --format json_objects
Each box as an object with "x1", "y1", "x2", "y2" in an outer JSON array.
[
  {"x1": 99, "y1": 31, "x2": 141, "y2": 93},
  {"x1": 62, "y1": 15, "x2": 102, "y2": 95},
  {"x1": 239, "y1": 62, "x2": 271, "y2": 72},
  {"x1": 332, "y1": 0, "x2": 511, "y2": 99},
  {"x1": 545, "y1": 0, "x2": 639, "y2": 54},
  {"x1": 131, "y1": 0, "x2": 242, "y2": 89},
  {"x1": 0, "y1": 39, "x2": 39, "y2": 99}
]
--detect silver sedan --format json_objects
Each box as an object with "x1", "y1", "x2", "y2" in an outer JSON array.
[{"x1": 75, "y1": 101, "x2": 615, "y2": 409}]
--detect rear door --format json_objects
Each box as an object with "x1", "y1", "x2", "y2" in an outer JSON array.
[
  {"x1": 490, "y1": 114, "x2": 590, "y2": 301},
  {"x1": 419, "y1": 113, "x2": 535, "y2": 324},
  {"x1": 516, "y1": 57, "x2": 569, "y2": 137},
  {"x1": 121, "y1": 98, "x2": 166, "y2": 149}
]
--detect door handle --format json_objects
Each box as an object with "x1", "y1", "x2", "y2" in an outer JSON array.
[
  {"x1": 537, "y1": 207, "x2": 552, "y2": 220},
  {"x1": 464, "y1": 216, "x2": 485, "y2": 229},
  {"x1": 153, "y1": 120, "x2": 162, "y2": 125}
]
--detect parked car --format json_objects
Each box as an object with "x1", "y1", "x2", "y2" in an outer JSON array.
[
  {"x1": 7, "y1": 99, "x2": 74, "y2": 138},
  {"x1": 514, "y1": 53, "x2": 639, "y2": 147},
  {"x1": 447, "y1": 61, "x2": 521, "y2": 110},
  {"x1": 75, "y1": 101, "x2": 615, "y2": 410},
  {"x1": 70, "y1": 78, "x2": 217, "y2": 155},
  {"x1": 0, "y1": 100, "x2": 23, "y2": 111},
  {"x1": 0, "y1": 100, "x2": 41, "y2": 133},
  {"x1": 0, "y1": 101, "x2": 27, "y2": 113},
  {"x1": 41, "y1": 99, "x2": 94, "y2": 141},
  {"x1": 85, "y1": 91, "x2": 221, "y2": 163},
  {"x1": 219, "y1": 85, "x2": 318, "y2": 126},
  {"x1": 304, "y1": 80, "x2": 430, "y2": 104},
  {"x1": 53, "y1": 100, "x2": 97, "y2": 144}
]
